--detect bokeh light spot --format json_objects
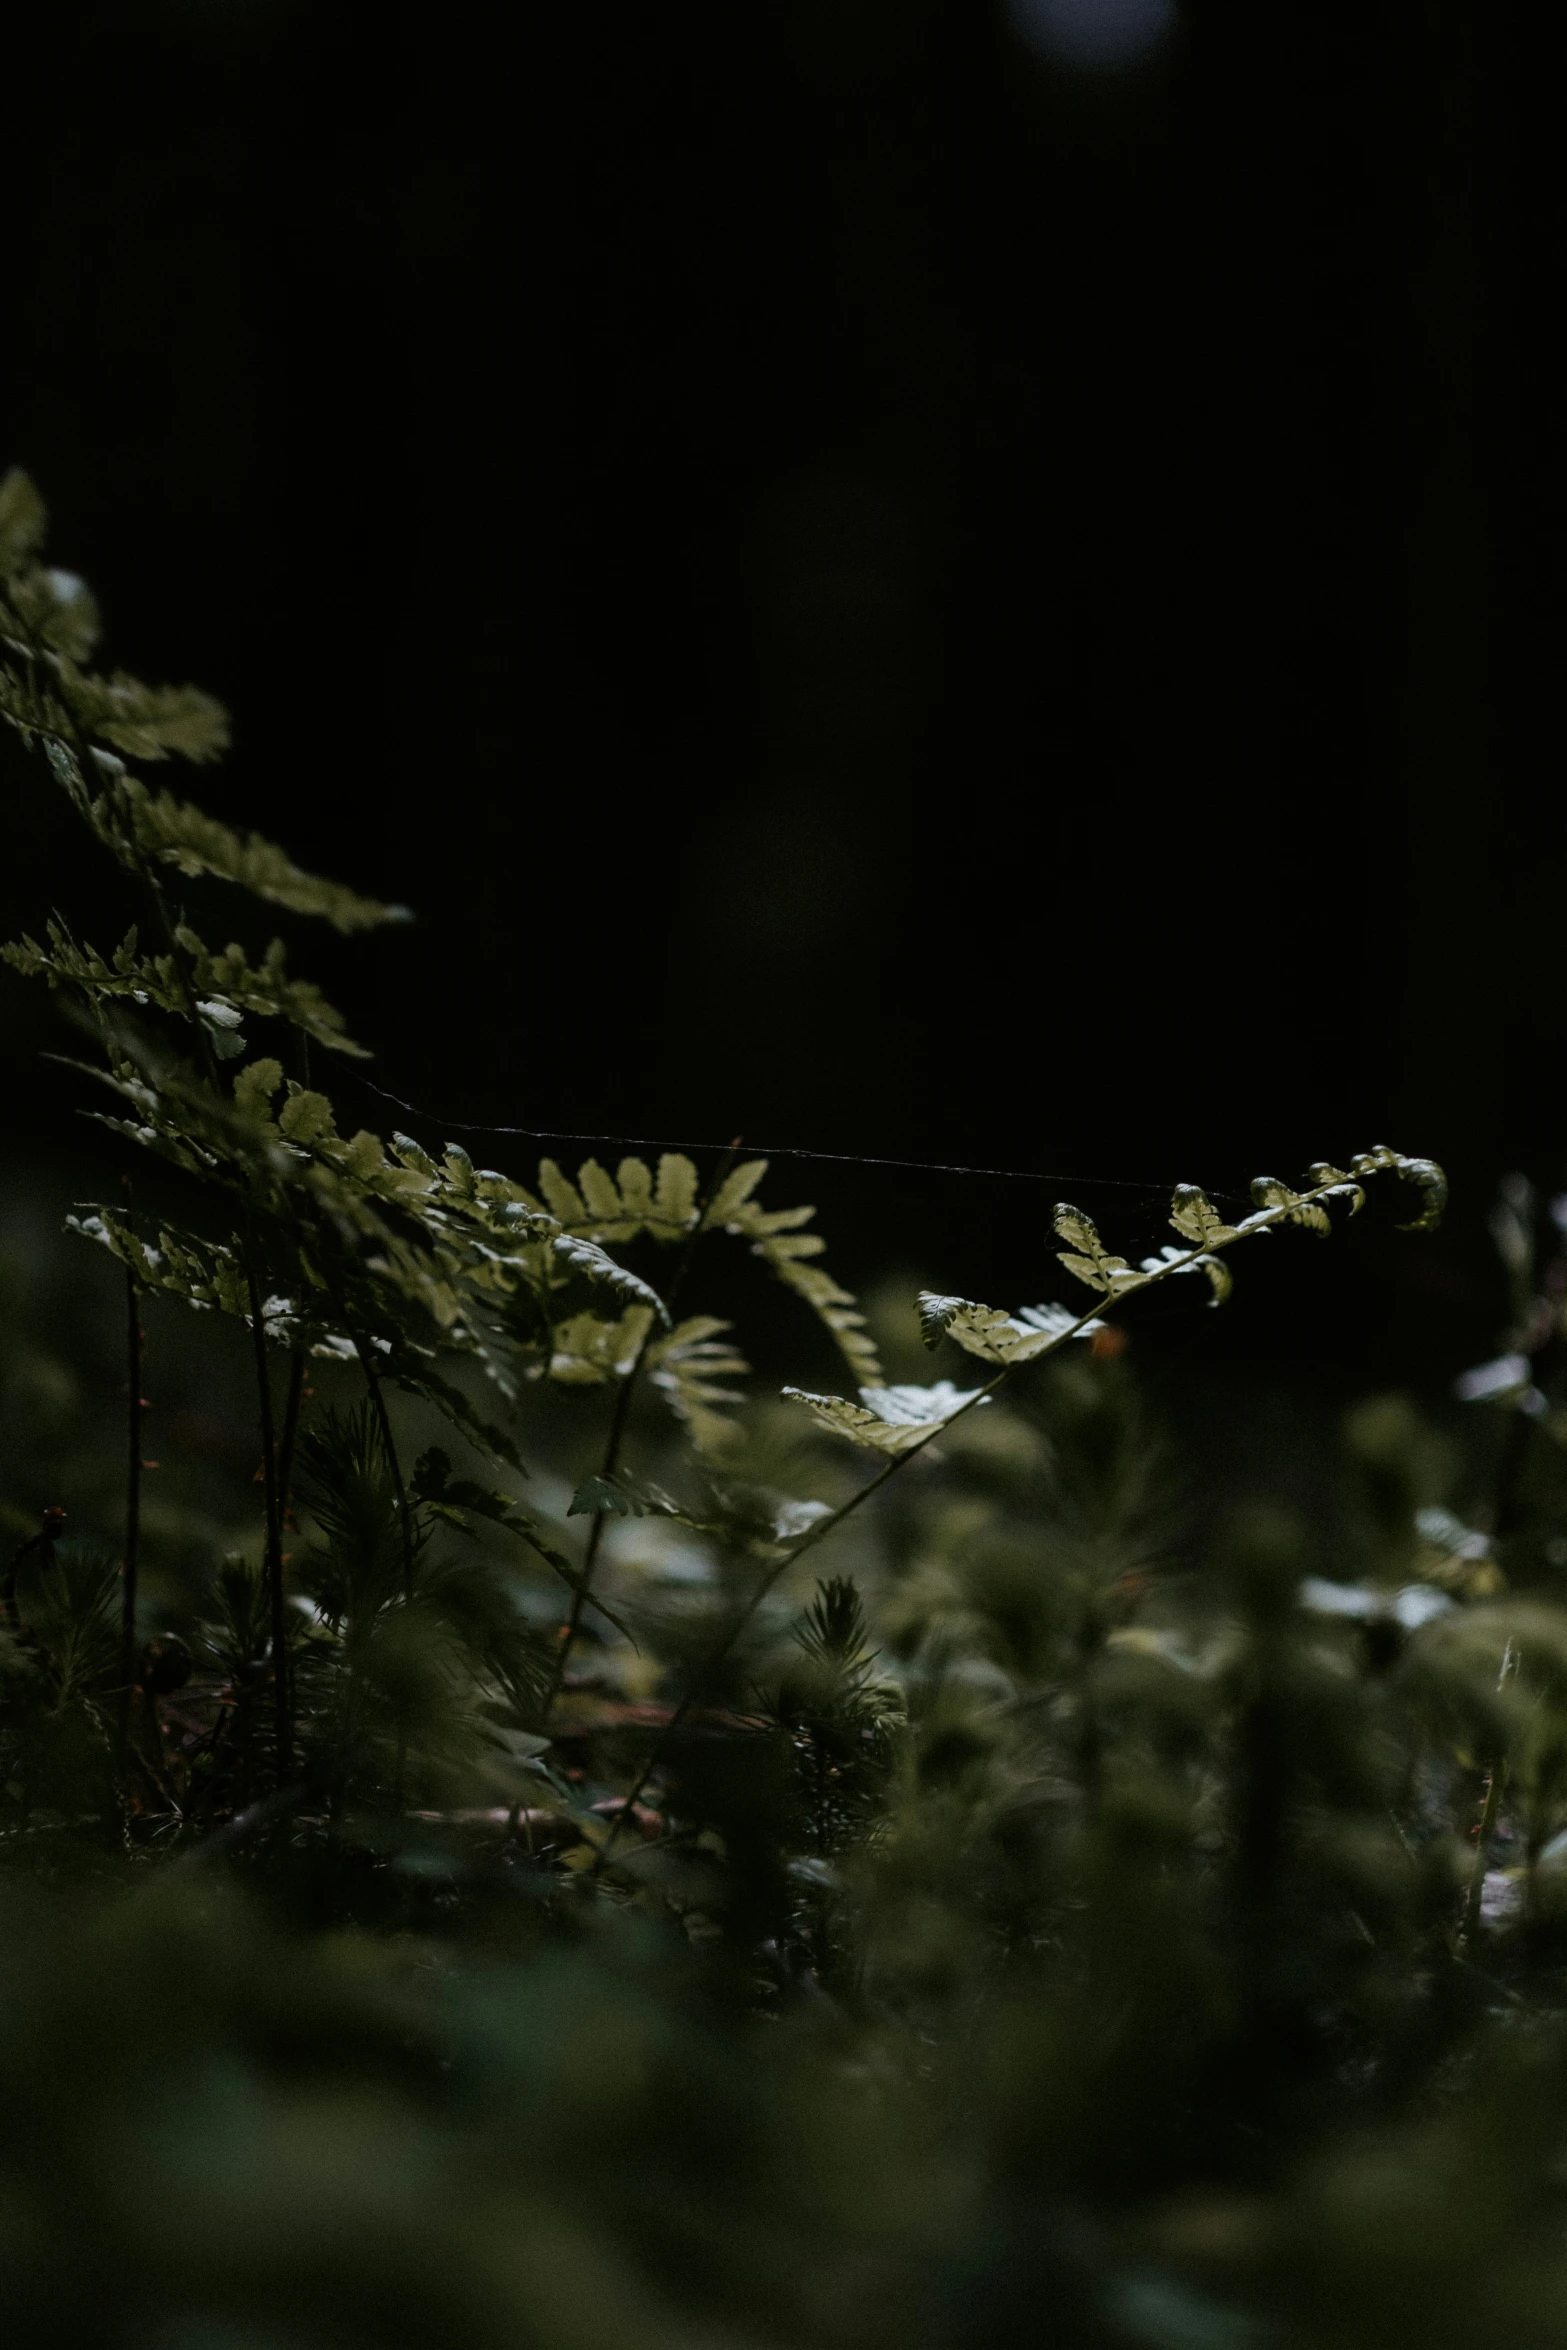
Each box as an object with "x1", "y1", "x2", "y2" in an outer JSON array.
[{"x1": 1006, "y1": 0, "x2": 1177, "y2": 71}]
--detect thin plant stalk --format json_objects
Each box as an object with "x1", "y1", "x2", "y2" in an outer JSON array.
[
  {"x1": 276, "y1": 1349, "x2": 306, "y2": 1552},
  {"x1": 1462, "y1": 1760, "x2": 1507, "y2": 1947},
  {"x1": 541, "y1": 1381, "x2": 637, "y2": 1714},
  {"x1": 118, "y1": 1175, "x2": 143, "y2": 1775},
  {"x1": 353, "y1": 1337, "x2": 414, "y2": 1600},
  {"x1": 111, "y1": 826, "x2": 295, "y2": 1781},
  {"x1": 243, "y1": 1259, "x2": 291, "y2": 1779},
  {"x1": 276, "y1": 1032, "x2": 313, "y2": 1551},
  {"x1": 543, "y1": 1140, "x2": 742, "y2": 1717},
  {"x1": 350, "y1": 1331, "x2": 414, "y2": 1806}
]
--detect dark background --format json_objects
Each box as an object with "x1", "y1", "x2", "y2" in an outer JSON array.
[{"x1": 1, "y1": 0, "x2": 1558, "y2": 1378}]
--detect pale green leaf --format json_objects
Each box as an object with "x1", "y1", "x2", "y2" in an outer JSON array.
[
  {"x1": 569, "y1": 1475, "x2": 647, "y2": 1518},
  {"x1": 536, "y1": 1159, "x2": 587, "y2": 1222},
  {"x1": 278, "y1": 1087, "x2": 338, "y2": 1146},
  {"x1": 1169, "y1": 1184, "x2": 1237, "y2": 1248},
  {"x1": 1, "y1": 919, "x2": 365, "y2": 1055},
  {"x1": 1195, "y1": 1253, "x2": 1231, "y2": 1305},
  {"x1": 615, "y1": 1157, "x2": 655, "y2": 1221},
  {"x1": 703, "y1": 1158, "x2": 769, "y2": 1227},
  {"x1": 783, "y1": 1379, "x2": 985, "y2": 1455},
  {"x1": 916, "y1": 1292, "x2": 1100, "y2": 1366},
  {"x1": 3, "y1": 566, "x2": 101, "y2": 662},
  {"x1": 98, "y1": 774, "x2": 404, "y2": 931},
  {"x1": 234, "y1": 1058, "x2": 284, "y2": 1120},
  {"x1": 549, "y1": 1232, "x2": 671, "y2": 1323},
  {"x1": 1053, "y1": 1203, "x2": 1105, "y2": 1258},
  {"x1": 62, "y1": 664, "x2": 229, "y2": 762},
  {"x1": 654, "y1": 1152, "x2": 699, "y2": 1229},
  {"x1": 576, "y1": 1158, "x2": 624, "y2": 1222},
  {"x1": 1247, "y1": 1175, "x2": 1333, "y2": 1236},
  {"x1": 1052, "y1": 1200, "x2": 1138, "y2": 1295},
  {"x1": 647, "y1": 1315, "x2": 750, "y2": 1452},
  {"x1": 1306, "y1": 1161, "x2": 1366, "y2": 1213},
  {"x1": 1351, "y1": 1146, "x2": 1448, "y2": 1232},
  {"x1": 548, "y1": 1306, "x2": 656, "y2": 1385}
]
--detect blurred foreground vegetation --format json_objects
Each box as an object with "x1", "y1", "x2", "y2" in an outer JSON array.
[
  {"x1": 8, "y1": 471, "x2": 1567, "y2": 2346},
  {"x1": 10, "y1": 1180, "x2": 1567, "y2": 2350}
]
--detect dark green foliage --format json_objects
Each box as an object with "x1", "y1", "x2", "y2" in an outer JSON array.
[
  {"x1": 771, "y1": 1576, "x2": 901, "y2": 1854},
  {"x1": 12, "y1": 474, "x2": 1567, "y2": 2345}
]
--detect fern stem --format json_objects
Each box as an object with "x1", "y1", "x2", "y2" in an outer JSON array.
[
  {"x1": 543, "y1": 1140, "x2": 744, "y2": 1718},
  {"x1": 1461, "y1": 1760, "x2": 1506, "y2": 1947},
  {"x1": 276, "y1": 1349, "x2": 306, "y2": 1557},
  {"x1": 118, "y1": 1176, "x2": 143, "y2": 1777},
  {"x1": 596, "y1": 1164, "x2": 1369, "y2": 1873},
  {"x1": 353, "y1": 1338, "x2": 415, "y2": 1601},
  {"x1": 108, "y1": 824, "x2": 297, "y2": 1784},
  {"x1": 348, "y1": 1332, "x2": 415, "y2": 1805},
  {"x1": 542, "y1": 1374, "x2": 639, "y2": 1716},
  {"x1": 243, "y1": 1260, "x2": 292, "y2": 1780}
]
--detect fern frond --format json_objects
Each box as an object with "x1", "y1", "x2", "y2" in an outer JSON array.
[
  {"x1": 701, "y1": 1159, "x2": 769, "y2": 1227},
  {"x1": 68, "y1": 1207, "x2": 250, "y2": 1320},
  {"x1": 917, "y1": 1292, "x2": 1105, "y2": 1365},
  {"x1": 1044, "y1": 1151, "x2": 1445, "y2": 1327},
  {"x1": 647, "y1": 1315, "x2": 750, "y2": 1452},
  {"x1": 66, "y1": 1206, "x2": 367, "y2": 1356},
  {"x1": 529, "y1": 1151, "x2": 701, "y2": 1245},
  {"x1": 784, "y1": 1149, "x2": 1443, "y2": 1507},
  {"x1": 1349, "y1": 1145, "x2": 1448, "y2": 1232},
  {"x1": 547, "y1": 1307, "x2": 657, "y2": 1385},
  {"x1": 1053, "y1": 1202, "x2": 1143, "y2": 1297},
  {"x1": 520, "y1": 1151, "x2": 876, "y2": 1378},
  {"x1": 654, "y1": 1151, "x2": 700, "y2": 1230},
  {"x1": 706, "y1": 1164, "x2": 883, "y2": 1386},
  {"x1": 2, "y1": 919, "x2": 366, "y2": 1055},
  {"x1": 1246, "y1": 1175, "x2": 1331, "y2": 1235},
  {"x1": 1305, "y1": 1160, "x2": 1366, "y2": 1213},
  {"x1": 60, "y1": 664, "x2": 229, "y2": 762},
  {"x1": 1168, "y1": 1185, "x2": 1238, "y2": 1249},
  {"x1": 782, "y1": 1380, "x2": 985, "y2": 1456},
  {"x1": 2, "y1": 566, "x2": 101, "y2": 663},
  {"x1": 387, "y1": 1358, "x2": 531, "y2": 1478},
  {"x1": 86, "y1": 768, "x2": 404, "y2": 930},
  {"x1": 546, "y1": 1232, "x2": 672, "y2": 1323}
]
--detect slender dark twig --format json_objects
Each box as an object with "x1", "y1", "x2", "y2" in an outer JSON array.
[
  {"x1": 353, "y1": 1338, "x2": 415, "y2": 1600},
  {"x1": 276, "y1": 1349, "x2": 306, "y2": 1550},
  {"x1": 349, "y1": 1332, "x2": 414, "y2": 1804},
  {"x1": 118, "y1": 1175, "x2": 143, "y2": 1774},
  {"x1": 276, "y1": 1038, "x2": 312, "y2": 1545}
]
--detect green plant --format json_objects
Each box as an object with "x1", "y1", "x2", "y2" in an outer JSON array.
[{"x1": 19, "y1": 467, "x2": 1567, "y2": 2350}]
